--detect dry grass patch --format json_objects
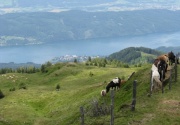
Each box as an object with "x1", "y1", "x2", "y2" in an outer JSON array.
[{"x1": 160, "y1": 100, "x2": 180, "y2": 116}]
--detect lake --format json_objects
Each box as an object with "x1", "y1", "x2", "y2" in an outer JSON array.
[{"x1": 0, "y1": 32, "x2": 180, "y2": 64}]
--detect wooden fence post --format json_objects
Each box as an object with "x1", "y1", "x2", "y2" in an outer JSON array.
[
  {"x1": 131, "y1": 80, "x2": 137, "y2": 111},
  {"x1": 110, "y1": 90, "x2": 114, "y2": 125},
  {"x1": 169, "y1": 68, "x2": 172, "y2": 90},
  {"x1": 161, "y1": 81, "x2": 164, "y2": 93},
  {"x1": 175, "y1": 55, "x2": 178, "y2": 82},
  {"x1": 149, "y1": 70, "x2": 152, "y2": 96},
  {"x1": 161, "y1": 70, "x2": 164, "y2": 94},
  {"x1": 80, "y1": 106, "x2": 84, "y2": 125}
]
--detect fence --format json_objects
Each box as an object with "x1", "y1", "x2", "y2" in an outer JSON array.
[
  {"x1": 80, "y1": 80, "x2": 137, "y2": 125},
  {"x1": 110, "y1": 90, "x2": 114, "y2": 125},
  {"x1": 80, "y1": 107, "x2": 84, "y2": 125},
  {"x1": 80, "y1": 58, "x2": 178, "y2": 124}
]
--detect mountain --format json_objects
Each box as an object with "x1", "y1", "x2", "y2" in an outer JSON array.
[
  {"x1": 1, "y1": 10, "x2": 180, "y2": 46},
  {"x1": 107, "y1": 47, "x2": 163, "y2": 64},
  {"x1": 0, "y1": 62, "x2": 41, "y2": 69},
  {"x1": 50, "y1": 55, "x2": 105, "y2": 63},
  {"x1": 156, "y1": 46, "x2": 180, "y2": 54}
]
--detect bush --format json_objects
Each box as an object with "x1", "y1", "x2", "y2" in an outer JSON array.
[
  {"x1": 85, "y1": 99, "x2": 110, "y2": 117},
  {"x1": 123, "y1": 64, "x2": 129, "y2": 68},
  {"x1": 18, "y1": 82, "x2": 27, "y2": 89},
  {"x1": 9, "y1": 87, "x2": 16, "y2": 91},
  {"x1": 0, "y1": 90, "x2": 5, "y2": 99},
  {"x1": 138, "y1": 63, "x2": 142, "y2": 67},
  {"x1": 56, "y1": 84, "x2": 60, "y2": 91},
  {"x1": 89, "y1": 71, "x2": 94, "y2": 77},
  {"x1": 121, "y1": 76, "x2": 125, "y2": 80}
]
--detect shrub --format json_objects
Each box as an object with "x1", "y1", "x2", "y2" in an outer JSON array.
[
  {"x1": 138, "y1": 63, "x2": 142, "y2": 67},
  {"x1": 123, "y1": 64, "x2": 129, "y2": 68},
  {"x1": 85, "y1": 99, "x2": 110, "y2": 117},
  {"x1": 56, "y1": 84, "x2": 60, "y2": 91},
  {"x1": 9, "y1": 87, "x2": 16, "y2": 91},
  {"x1": 89, "y1": 71, "x2": 94, "y2": 77},
  {"x1": 121, "y1": 76, "x2": 125, "y2": 80},
  {"x1": 0, "y1": 90, "x2": 5, "y2": 99},
  {"x1": 18, "y1": 82, "x2": 27, "y2": 89}
]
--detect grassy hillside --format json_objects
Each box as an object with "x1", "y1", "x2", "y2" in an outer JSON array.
[
  {"x1": 108, "y1": 47, "x2": 163, "y2": 64},
  {"x1": 111, "y1": 64, "x2": 180, "y2": 125},
  {"x1": 0, "y1": 63, "x2": 179, "y2": 125},
  {"x1": 0, "y1": 63, "x2": 137, "y2": 125}
]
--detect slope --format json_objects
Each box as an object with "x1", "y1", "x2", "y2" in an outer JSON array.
[
  {"x1": 114, "y1": 64, "x2": 180, "y2": 125},
  {"x1": 0, "y1": 62, "x2": 179, "y2": 125},
  {"x1": 108, "y1": 47, "x2": 163, "y2": 64},
  {"x1": 83, "y1": 64, "x2": 180, "y2": 125},
  {"x1": 0, "y1": 63, "x2": 137, "y2": 125}
]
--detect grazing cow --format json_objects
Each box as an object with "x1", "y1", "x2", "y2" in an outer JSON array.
[
  {"x1": 106, "y1": 77, "x2": 121, "y2": 93},
  {"x1": 157, "y1": 54, "x2": 168, "y2": 72},
  {"x1": 157, "y1": 59, "x2": 166, "y2": 81},
  {"x1": 168, "y1": 51, "x2": 180, "y2": 64},
  {"x1": 151, "y1": 59, "x2": 162, "y2": 91},
  {"x1": 101, "y1": 90, "x2": 106, "y2": 96},
  {"x1": 168, "y1": 51, "x2": 176, "y2": 65}
]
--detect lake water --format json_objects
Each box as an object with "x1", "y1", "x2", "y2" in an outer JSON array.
[{"x1": 0, "y1": 32, "x2": 180, "y2": 64}]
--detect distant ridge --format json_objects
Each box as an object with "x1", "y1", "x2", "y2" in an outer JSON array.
[
  {"x1": 0, "y1": 0, "x2": 180, "y2": 13},
  {"x1": 1, "y1": 10, "x2": 180, "y2": 46},
  {"x1": 156, "y1": 46, "x2": 180, "y2": 54},
  {"x1": 0, "y1": 62, "x2": 41, "y2": 69},
  {"x1": 108, "y1": 47, "x2": 163, "y2": 64}
]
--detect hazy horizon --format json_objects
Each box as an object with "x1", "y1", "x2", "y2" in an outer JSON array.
[{"x1": 1, "y1": 0, "x2": 180, "y2": 14}]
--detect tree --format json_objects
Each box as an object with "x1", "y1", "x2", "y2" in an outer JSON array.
[
  {"x1": 46, "y1": 61, "x2": 52, "y2": 67},
  {"x1": 88, "y1": 56, "x2": 92, "y2": 62},
  {"x1": 74, "y1": 58, "x2": 78, "y2": 63},
  {"x1": 41, "y1": 64, "x2": 46, "y2": 73}
]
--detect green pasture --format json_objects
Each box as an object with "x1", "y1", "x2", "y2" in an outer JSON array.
[{"x1": 0, "y1": 63, "x2": 179, "y2": 125}]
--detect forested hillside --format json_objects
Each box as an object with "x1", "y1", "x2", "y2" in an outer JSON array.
[
  {"x1": 1, "y1": 10, "x2": 180, "y2": 46},
  {"x1": 108, "y1": 47, "x2": 163, "y2": 64},
  {"x1": 0, "y1": 62, "x2": 40, "y2": 68}
]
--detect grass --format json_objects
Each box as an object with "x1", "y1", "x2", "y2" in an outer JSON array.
[
  {"x1": 113, "y1": 64, "x2": 180, "y2": 125},
  {"x1": 0, "y1": 63, "x2": 179, "y2": 125}
]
